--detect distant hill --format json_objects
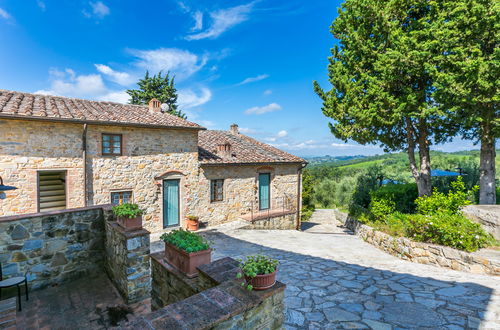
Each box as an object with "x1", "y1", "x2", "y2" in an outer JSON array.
[{"x1": 304, "y1": 155, "x2": 368, "y2": 166}]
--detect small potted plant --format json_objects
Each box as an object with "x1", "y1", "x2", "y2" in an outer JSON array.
[
  {"x1": 236, "y1": 255, "x2": 279, "y2": 291},
  {"x1": 186, "y1": 215, "x2": 199, "y2": 231},
  {"x1": 112, "y1": 203, "x2": 143, "y2": 231},
  {"x1": 160, "y1": 229, "x2": 211, "y2": 278}
]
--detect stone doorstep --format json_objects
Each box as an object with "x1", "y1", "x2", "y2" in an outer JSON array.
[
  {"x1": 240, "y1": 209, "x2": 296, "y2": 222},
  {"x1": 0, "y1": 298, "x2": 16, "y2": 329}
]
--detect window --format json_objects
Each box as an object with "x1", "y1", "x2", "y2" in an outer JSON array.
[
  {"x1": 210, "y1": 179, "x2": 224, "y2": 202},
  {"x1": 38, "y1": 171, "x2": 66, "y2": 212},
  {"x1": 102, "y1": 133, "x2": 122, "y2": 156},
  {"x1": 111, "y1": 191, "x2": 132, "y2": 205}
]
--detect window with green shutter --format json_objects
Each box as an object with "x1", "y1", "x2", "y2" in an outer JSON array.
[
  {"x1": 210, "y1": 179, "x2": 224, "y2": 202},
  {"x1": 102, "y1": 133, "x2": 122, "y2": 156}
]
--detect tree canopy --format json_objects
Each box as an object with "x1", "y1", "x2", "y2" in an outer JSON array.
[
  {"x1": 127, "y1": 71, "x2": 186, "y2": 119},
  {"x1": 314, "y1": 0, "x2": 456, "y2": 196}
]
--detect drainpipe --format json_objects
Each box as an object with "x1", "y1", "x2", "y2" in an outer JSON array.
[
  {"x1": 296, "y1": 163, "x2": 307, "y2": 230},
  {"x1": 82, "y1": 124, "x2": 88, "y2": 207}
]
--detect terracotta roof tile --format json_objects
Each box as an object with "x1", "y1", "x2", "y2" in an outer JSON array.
[
  {"x1": 0, "y1": 89, "x2": 202, "y2": 129},
  {"x1": 198, "y1": 130, "x2": 305, "y2": 165}
]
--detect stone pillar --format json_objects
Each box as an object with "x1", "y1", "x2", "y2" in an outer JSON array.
[{"x1": 104, "y1": 221, "x2": 151, "y2": 304}]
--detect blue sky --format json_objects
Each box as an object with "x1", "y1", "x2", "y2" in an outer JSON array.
[{"x1": 0, "y1": 0, "x2": 475, "y2": 156}]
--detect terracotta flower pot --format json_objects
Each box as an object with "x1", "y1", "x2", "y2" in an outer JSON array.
[
  {"x1": 117, "y1": 215, "x2": 142, "y2": 231},
  {"x1": 245, "y1": 269, "x2": 277, "y2": 290},
  {"x1": 186, "y1": 217, "x2": 199, "y2": 231},
  {"x1": 164, "y1": 242, "x2": 211, "y2": 278}
]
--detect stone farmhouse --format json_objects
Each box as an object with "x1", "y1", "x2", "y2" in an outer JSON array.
[{"x1": 0, "y1": 89, "x2": 306, "y2": 233}]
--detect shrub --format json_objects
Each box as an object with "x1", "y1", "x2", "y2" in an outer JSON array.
[
  {"x1": 112, "y1": 203, "x2": 143, "y2": 218},
  {"x1": 369, "y1": 197, "x2": 396, "y2": 222},
  {"x1": 236, "y1": 255, "x2": 279, "y2": 290},
  {"x1": 370, "y1": 183, "x2": 418, "y2": 214},
  {"x1": 405, "y1": 213, "x2": 494, "y2": 252},
  {"x1": 301, "y1": 205, "x2": 315, "y2": 221},
  {"x1": 415, "y1": 177, "x2": 477, "y2": 216},
  {"x1": 160, "y1": 229, "x2": 210, "y2": 253}
]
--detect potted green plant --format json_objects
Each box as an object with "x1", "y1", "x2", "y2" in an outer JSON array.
[
  {"x1": 186, "y1": 215, "x2": 199, "y2": 231},
  {"x1": 236, "y1": 255, "x2": 279, "y2": 291},
  {"x1": 160, "y1": 229, "x2": 211, "y2": 278},
  {"x1": 112, "y1": 203, "x2": 143, "y2": 231}
]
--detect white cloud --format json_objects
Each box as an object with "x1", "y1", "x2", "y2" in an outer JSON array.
[
  {"x1": 178, "y1": 87, "x2": 212, "y2": 109},
  {"x1": 271, "y1": 140, "x2": 330, "y2": 150},
  {"x1": 84, "y1": 1, "x2": 110, "y2": 19},
  {"x1": 35, "y1": 68, "x2": 107, "y2": 98},
  {"x1": 277, "y1": 130, "x2": 288, "y2": 138},
  {"x1": 191, "y1": 11, "x2": 203, "y2": 31},
  {"x1": 98, "y1": 91, "x2": 129, "y2": 103},
  {"x1": 186, "y1": 2, "x2": 254, "y2": 40},
  {"x1": 331, "y1": 143, "x2": 358, "y2": 148},
  {"x1": 130, "y1": 48, "x2": 206, "y2": 79},
  {"x1": 0, "y1": 8, "x2": 11, "y2": 19},
  {"x1": 197, "y1": 120, "x2": 216, "y2": 128},
  {"x1": 95, "y1": 64, "x2": 134, "y2": 86},
  {"x1": 264, "y1": 137, "x2": 277, "y2": 142},
  {"x1": 237, "y1": 74, "x2": 269, "y2": 85},
  {"x1": 263, "y1": 89, "x2": 272, "y2": 95},
  {"x1": 245, "y1": 103, "x2": 282, "y2": 115},
  {"x1": 239, "y1": 127, "x2": 258, "y2": 134},
  {"x1": 37, "y1": 1, "x2": 46, "y2": 11}
]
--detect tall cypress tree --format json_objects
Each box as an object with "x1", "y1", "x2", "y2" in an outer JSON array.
[
  {"x1": 314, "y1": 0, "x2": 454, "y2": 196},
  {"x1": 432, "y1": 0, "x2": 499, "y2": 204},
  {"x1": 127, "y1": 71, "x2": 186, "y2": 119}
]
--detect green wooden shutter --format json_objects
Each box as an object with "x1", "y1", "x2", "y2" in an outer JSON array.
[{"x1": 259, "y1": 173, "x2": 270, "y2": 210}]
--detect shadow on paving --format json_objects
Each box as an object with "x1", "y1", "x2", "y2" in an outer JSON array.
[{"x1": 198, "y1": 228, "x2": 495, "y2": 329}]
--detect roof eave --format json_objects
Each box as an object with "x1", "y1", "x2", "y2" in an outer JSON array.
[
  {"x1": 200, "y1": 161, "x2": 306, "y2": 167},
  {"x1": 0, "y1": 114, "x2": 206, "y2": 131}
]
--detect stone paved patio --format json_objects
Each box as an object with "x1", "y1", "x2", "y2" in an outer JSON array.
[
  {"x1": 12, "y1": 273, "x2": 150, "y2": 329},
  {"x1": 153, "y1": 209, "x2": 500, "y2": 329}
]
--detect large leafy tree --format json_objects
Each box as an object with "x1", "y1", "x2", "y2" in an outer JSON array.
[
  {"x1": 126, "y1": 71, "x2": 186, "y2": 119},
  {"x1": 314, "y1": 0, "x2": 453, "y2": 196},
  {"x1": 432, "y1": 0, "x2": 499, "y2": 204}
]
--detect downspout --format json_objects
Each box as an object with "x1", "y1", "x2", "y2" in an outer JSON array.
[
  {"x1": 296, "y1": 162, "x2": 307, "y2": 230},
  {"x1": 82, "y1": 124, "x2": 88, "y2": 207}
]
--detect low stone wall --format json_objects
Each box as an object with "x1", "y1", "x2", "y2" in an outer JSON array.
[
  {"x1": 126, "y1": 256, "x2": 285, "y2": 329},
  {"x1": 334, "y1": 210, "x2": 500, "y2": 276},
  {"x1": 104, "y1": 222, "x2": 151, "y2": 304},
  {"x1": 462, "y1": 205, "x2": 500, "y2": 240},
  {"x1": 243, "y1": 212, "x2": 297, "y2": 230},
  {"x1": 0, "y1": 206, "x2": 110, "y2": 290}
]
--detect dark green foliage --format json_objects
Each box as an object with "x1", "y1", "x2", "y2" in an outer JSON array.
[
  {"x1": 371, "y1": 184, "x2": 419, "y2": 214},
  {"x1": 126, "y1": 71, "x2": 186, "y2": 119},
  {"x1": 112, "y1": 203, "x2": 143, "y2": 218},
  {"x1": 301, "y1": 170, "x2": 315, "y2": 221},
  {"x1": 160, "y1": 229, "x2": 210, "y2": 253}
]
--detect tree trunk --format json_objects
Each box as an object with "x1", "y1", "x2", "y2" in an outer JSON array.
[
  {"x1": 479, "y1": 121, "x2": 496, "y2": 204},
  {"x1": 406, "y1": 118, "x2": 432, "y2": 197}
]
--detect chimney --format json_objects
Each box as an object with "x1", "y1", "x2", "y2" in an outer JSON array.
[
  {"x1": 230, "y1": 123, "x2": 239, "y2": 134},
  {"x1": 216, "y1": 142, "x2": 232, "y2": 158},
  {"x1": 148, "y1": 98, "x2": 161, "y2": 112}
]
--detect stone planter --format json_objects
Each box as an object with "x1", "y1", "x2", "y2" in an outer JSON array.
[
  {"x1": 164, "y1": 242, "x2": 211, "y2": 278},
  {"x1": 117, "y1": 215, "x2": 142, "y2": 231},
  {"x1": 186, "y1": 217, "x2": 199, "y2": 231},
  {"x1": 245, "y1": 269, "x2": 277, "y2": 291}
]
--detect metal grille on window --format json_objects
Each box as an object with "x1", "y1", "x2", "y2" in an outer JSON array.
[
  {"x1": 210, "y1": 179, "x2": 224, "y2": 202},
  {"x1": 111, "y1": 191, "x2": 132, "y2": 205}
]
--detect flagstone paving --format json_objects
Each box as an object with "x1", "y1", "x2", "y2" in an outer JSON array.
[{"x1": 152, "y1": 209, "x2": 500, "y2": 329}]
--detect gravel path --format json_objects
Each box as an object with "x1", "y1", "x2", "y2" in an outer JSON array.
[{"x1": 152, "y1": 209, "x2": 500, "y2": 329}]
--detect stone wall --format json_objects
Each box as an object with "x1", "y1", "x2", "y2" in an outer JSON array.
[
  {"x1": 193, "y1": 164, "x2": 301, "y2": 227},
  {"x1": 0, "y1": 206, "x2": 109, "y2": 290},
  {"x1": 462, "y1": 205, "x2": 500, "y2": 240},
  {"x1": 104, "y1": 221, "x2": 151, "y2": 304},
  {"x1": 127, "y1": 256, "x2": 285, "y2": 329},
  {"x1": 86, "y1": 124, "x2": 200, "y2": 233},
  {"x1": 335, "y1": 210, "x2": 500, "y2": 276},
  {"x1": 0, "y1": 119, "x2": 85, "y2": 216},
  {"x1": 243, "y1": 212, "x2": 297, "y2": 230}
]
